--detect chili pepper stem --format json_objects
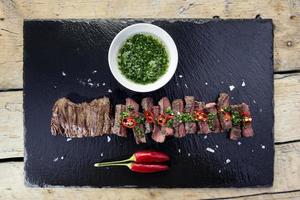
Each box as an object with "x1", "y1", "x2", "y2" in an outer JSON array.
[
  {"x1": 94, "y1": 155, "x2": 136, "y2": 167},
  {"x1": 94, "y1": 162, "x2": 132, "y2": 169}
]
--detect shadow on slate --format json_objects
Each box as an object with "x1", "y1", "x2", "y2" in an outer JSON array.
[{"x1": 24, "y1": 19, "x2": 274, "y2": 188}]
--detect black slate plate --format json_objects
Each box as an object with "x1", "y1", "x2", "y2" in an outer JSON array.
[{"x1": 24, "y1": 19, "x2": 274, "y2": 187}]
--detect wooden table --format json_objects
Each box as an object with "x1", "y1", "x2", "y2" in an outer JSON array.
[{"x1": 0, "y1": 0, "x2": 299, "y2": 199}]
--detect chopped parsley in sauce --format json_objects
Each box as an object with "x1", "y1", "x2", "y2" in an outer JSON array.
[{"x1": 118, "y1": 34, "x2": 169, "y2": 84}]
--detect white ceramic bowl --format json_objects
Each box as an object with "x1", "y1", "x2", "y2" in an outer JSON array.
[{"x1": 108, "y1": 23, "x2": 178, "y2": 92}]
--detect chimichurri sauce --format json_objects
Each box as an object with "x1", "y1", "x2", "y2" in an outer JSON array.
[{"x1": 118, "y1": 34, "x2": 169, "y2": 84}]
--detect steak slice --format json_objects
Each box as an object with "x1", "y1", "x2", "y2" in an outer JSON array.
[
  {"x1": 112, "y1": 104, "x2": 127, "y2": 137},
  {"x1": 172, "y1": 99, "x2": 186, "y2": 138},
  {"x1": 125, "y1": 98, "x2": 146, "y2": 144},
  {"x1": 205, "y1": 102, "x2": 221, "y2": 133},
  {"x1": 51, "y1": 97, "x2": 111, "y2": 137},
  {"x1": 141, "y1": 97, "x2": 154, "y2": 134},
  {"x1": 158, "y1": 97, "x2": 174, "y2": 136},
  {"x1": 151, "y1": 105, "x2": 165, "y2": 143},
  {"x1": 217, "y1": 93, "x2": 232, "y2": 131},
  {"x1": 184, "y1": 96, "x2": 197, "y2": 134},
  {"x1": 194, "y1": 101, "x2": 211, "y2": 134},
  {"x1": 241, "y1": 103, "x2": 254, "y2": 137},
  {"x1": 229, "y1": 104, "x2": 242, "y2": 140}
]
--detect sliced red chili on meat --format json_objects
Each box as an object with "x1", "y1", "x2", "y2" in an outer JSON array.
[
  {"x1": 223, "y1": 112, "x2": 231, "y2": 121},
  {"x1": 144, "y1": 110, "x2": 154, "y2": 123},
  {"x1": 122, "y1": 116, "x2": 137, "y2": 128},
  {"x1": 194, "y1": 111, "x2": 208, "y2": 122},
  {"x1": 157, "y1": 114, "x2": 167, "y2": 126},
  {"x1": 166, "y1": 114, "x2": 174, "y2": 120},
  {"x1": 241, "y1": 112, "x2": 252, "y2": 124}
]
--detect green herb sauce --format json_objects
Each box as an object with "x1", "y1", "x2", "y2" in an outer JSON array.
[{"x1": 118, "y1": 34, "x2": 169, "y2": 84}]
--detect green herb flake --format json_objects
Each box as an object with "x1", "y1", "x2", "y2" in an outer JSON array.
[
  {"x1": 166, "y1": 119, "x2": 174, "y2": 128},
  {"x1": 232, "y1": 111, "x2": 242, "y2": 126},
  {"x1": 207, "y1": 113, "x2": 217, "y2": 130}
]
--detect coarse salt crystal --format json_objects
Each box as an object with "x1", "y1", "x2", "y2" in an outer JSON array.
[
  {"x1": 92, "y1": 70, "x2": 97, "y2": 74},
  {"x1": 259, "y1": 108, "x2": 263, "y2": 112},
  {"x1": 184, "y1": 84, "x2": 188, "y2": 88},
  {"x1": 87, "y1": 78, "x2": 91, "y2": 82},
  {"x1": 218, "y1": 170, "x2": 222, "y2": 173},
  {"x1": 205, "y1": 82, "x2": 208, "y2": 85},
  {"x1": 88, "y1": 83, "x2": 94, "y2": 87},
  {"x1": 187, "y1": 153, "x2": 191, "y2": 157},
  {"x1": 102, "y1": 82, "x2": 106, "y2": 86},
  {"x1": 241, "y1": 80, "x2": 246, "y2": 87},
  {"x1": 204, "y1": 135, "x2": 208, "y2": 139},
  {"x1": 61, "y1": 156, "x2": 64, "y2": 160},
  {"x1": 206, "y1": 147, "x2": 215, "y2": 153},
  {"x1": 100, "y1": 153, "x2": 104, "y2": 157},
  {"x1": 66, "y1": 138, "x2": 72, "y2": 142},
  {"x1": 261, "y1": 145, "x2": 266, "y2": 149},
  {"x1": 54, "y1": 85, "x2": 57, "y2": 89},
  {"x1": 108, "y1": 89, "x2": 112, "y2": 93},
  {"x1": 225, "y1": 159, "x2": 231, "y2": 164},
  {"x1": 237, "y1": 141, "x2": 242, "y2": 145},
  {"x1": 229, "y1": 85, "x2": 235, "y2": 91},
  {"x1": 53, "y1": 157, "x2": 59, "y2": 162},
  {"x1": 179, "y1": 75, "x2": 183, "y2": 78},
  {"x1": 107, "y1": 136, "x2": 111, "y2": 143},
  {"x1": 215, "y1": 145, "x2": 219, "y2": 148},
  {"x1": 221, "y1": 81, "x2": 224, "y2": 84},
  {"x1": 253, "y1": 99, "x2": 256, "y2": 104},
  {"x1": 251, "y1": 149, "x2": 254, "y2": 152},
  {"x1": 178, "y1": 149, "x2": 181, "y2": 153},
  {"x1": 62, "y1": 71, "x2": 66, "y2": 76}
]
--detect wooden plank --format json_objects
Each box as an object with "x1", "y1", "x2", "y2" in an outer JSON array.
[
  {"x1": 0, "y1": 142, "x2": 299, "y2": 199},
  {"x1": 0, "y1": 91, "x2": 23, "y2": 159},
  {"x1": 0, "y1": 73, "x2": 299, "y2": 159},
  {"x1": 0, "y1": 0, "x2": 300, "y2": 89},
  {"x1": 233, "y1": 191, "x2": 300, "y2": 200}
]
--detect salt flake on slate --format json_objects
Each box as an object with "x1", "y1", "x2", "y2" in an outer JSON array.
[
  {"x1": 107, "y1": 136, "x2": 111, "y2": 143},
  {"x1": 251, "y1": 149, "x2": 254, "y2": 152},
  {"x1": 87, "y1": 78, "x2": 91, "y2": 82},
  {"x1": 261, "y1": 145, "x2": 266, "y2": 149},
  {"x1": 237, "y1": 141, "x2": 242, "y2": 145},
  {"x1": 92, "y1": 70, "x2": 97, "y2": 74},
  {"x1": 215, "y1": 145, "x2": 219, "y2": 148},
  {"x1": 218, "y1": 170, "x2": 222, "y2": 173},
  {"x1": 178, "y1": 74, "x2": 183, "y2": 78},
  {"x1": 178, "y1": 149, "x2": 181, "y2": 153},
  {"x1": 225, "y1": 159, "x2": 231, "y2": 164},
  {"x1": 221, "y1": 81, "x2": 224, "y2": 84},
  {"x1": 204, "y1": 135, "x2": 208, "y2": 139},
  {"x1": 53, "y1": 85, "x2": 57, "y2": 89},
  {"x1": 61, "y1": 156, "x2": 64, "y2": 160},
  {"x1": 102, "y1": 82, "x2": 106, "y2": 86},
  {"x1": 88, "y1": 82, "x2": 94, "y2": 87},
  {"x1": 205, "y1": 82, "x2": 208, "y2": 85},
  {"x1": 206, "y1": 147, "x2": 215, "y2": 153},
  {"x1": 184, "y1": 84, "x2": 188, "y2": 88},
  {"x1": 53, "y1": 157, "x2": 59, "y2": 162},
  {"x1": 229, "y1": 85, "x2": 235, "y2": 91},
  {"x1": 259, "y1": 108, "x2": 263, "y2": 112},
  {"x1": 62, "y1": 71, "x2": 66, "y2": 76},
  {"x1": 66, "y1": 138, "x2": 72, "y2": 142},
  {"x1": 108, "y1": 89, "x2": 112, "y2": 93},
  {"x1": 253, "y1": 99, "x2": 256, "y2": 104},
  {"x1": 100, "y1": 153, "x2": 104, "y2": 157},
  {"x1": 241, "y1": 80, "x2": 246, "y2": 87},
  {"x1": 187, "y1": 153, "x2": 191, "y2": 157}
]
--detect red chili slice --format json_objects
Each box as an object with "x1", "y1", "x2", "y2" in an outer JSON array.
[
  {"x1": 194, "y1": 111, "x2": 208, "y2": 122},
  {"x1": 157, "y1": 114, "x2": 167, "y2": 126},
  {"x1": 122, "y1": 116, "x2": 137, "y2": 128},
  {"x1": 241, "y1": 112, "x2": 252, "y2": 124},
  {"x1": 144, "y1": 110, "x2": 154, "y2": 123}
]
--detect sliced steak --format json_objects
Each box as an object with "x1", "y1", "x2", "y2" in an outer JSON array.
[
  {"x1": 194, "y1": 101, "x2": 211, "y2": 134},
  {"x1": 229, "y1": 104, "x2": 242, "y2": 140},
  {"x1": 151, "y1": 105, "x2": 165, "y2": 143},
  {"x1": 51, "y1": 97, "x2": 110, "y2": 137},
  {"x1": 112, "y1": 104, "x2": 127, "y2": 137},
  {"x1": 184, "y1": 96, "x2": 197, "y2": 134},
  {"x1": 125, "y1": 98, "x2": 146, "y2": 144},
  {"x1": 241, "y1": 103, "x2": 254, "y2": 137},
  {"x1": 217, "y1": 93, "x2": 232, "y2": 131},
  {"x1": 158, "y1": 97, "x2": 174, "y2": 136},
  {"x1": 141, "y1": 97, "x2": 154, "y2": 134},
  {"x1": 205, "y1": 102, "x2": 221, "y2": 133},
  {"x1": 172, "y1": 99, "x2": 186, "y2": 138}
]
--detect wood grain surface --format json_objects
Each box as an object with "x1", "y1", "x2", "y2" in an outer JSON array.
[{"x1": 0, "y1": 0, "x2": 299, "y2": 199}]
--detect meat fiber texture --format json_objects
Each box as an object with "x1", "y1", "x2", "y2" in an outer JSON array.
[{"x1": 51, "y1": 97, "x2": 111, "y2": 137}]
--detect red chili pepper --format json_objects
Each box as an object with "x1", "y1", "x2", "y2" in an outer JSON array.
[
  {"x1": 157, "y1": 114, "x2": 167, "y2": 126},
  {"x1": 194, "y1": 111, "x2": 208, "y2": 122},
  {"x1": 94, "y1": 162, "x2": 169, "y2": 173},
  {"x1": 144, "y1": 111, "x2": 154, "y2": 123},
  {"x1": 166, "y1": 114, "x2": 174, "y2": 120},
  {"x1": 122, "y1": 116, "x2": 137, "y2": 128},
  {"x1": 132, "y1": 151, "x2": 170, "y2": 163},
  {"x1": 94, "y1": 151, "x2": 170, "y2": 173},
  {"x1": 130, "y1": 163, "x2": 169, "y2": 173}
]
